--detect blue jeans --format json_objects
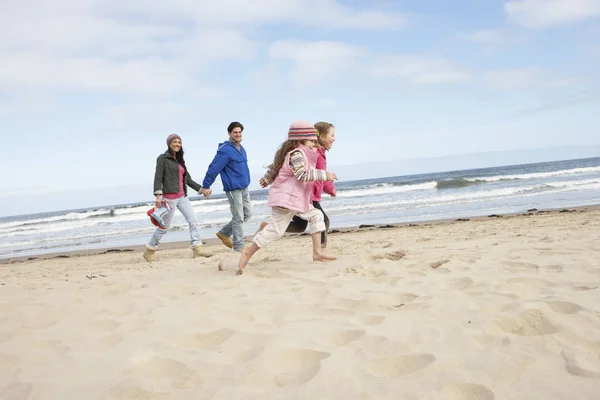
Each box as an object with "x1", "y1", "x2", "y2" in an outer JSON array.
[
  {"x1": 148, "y1": 196, "x2": 201, "y2": 249},
  {"x1": 219, "y1": 188, "x2": 252, "y2": 251}
]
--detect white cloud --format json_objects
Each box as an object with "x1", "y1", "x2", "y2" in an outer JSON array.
[
  {"x1": 484, "y1": 67, "x2": 542, "y2": 89},
  {"x1": 483, "y1": 67, "x2": 580, "y2": 91},
  {"x1": 111, "y1": 0, "x2": 406, "y2": 31},
  {"x1": 0, "y1": 54, "x2": 188, "y2": 94},
  {"x1": 0, "y1": 0, "x2": 405, "y2": 103},
  {"x1": 457, "y1": 29, "x2": 531, "y2": 51},
  {"x1": 505, "y1": 0, "x2": 600, "y2": 28},
  {"x1": 268, "y1": 40, "x2": 367, "y2": 86},
  {"x1": 370, "y1": 55, "x2": 472, "y2": 84},
  {"x1": 0, "y1": 92, "x2": 59, "y2": 119},
  {"x1": 458, "y1": 29, "x2": 509, "y2": 45},
  {"x1": 514, "y1": 89, "x2": 600, "y2": 115}
]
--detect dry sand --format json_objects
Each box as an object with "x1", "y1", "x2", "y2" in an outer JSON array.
[{"x1": 1, "y1": 208, "x2": 600, "y2": 399}]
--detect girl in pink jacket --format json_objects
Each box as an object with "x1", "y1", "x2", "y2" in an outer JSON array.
[
  {"x1": 286, "y1": 122, "x2": 337, "y2": 248},
  {"x1": 236, "y1": 120, "x2": 338, "y2": 275}
]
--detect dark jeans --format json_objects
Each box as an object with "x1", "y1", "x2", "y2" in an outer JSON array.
[{"x1": 286, "y1": 201, "x2": 329, "y2": 247}]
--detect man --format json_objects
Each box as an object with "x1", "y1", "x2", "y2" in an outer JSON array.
[{"x1": 201, "y1": 121, "x2": 252, "y2": 252}]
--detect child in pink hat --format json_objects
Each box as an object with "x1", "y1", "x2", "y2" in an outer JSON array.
[{"x1": 236, "y1": 120, "x2": 338, "y2": 275}]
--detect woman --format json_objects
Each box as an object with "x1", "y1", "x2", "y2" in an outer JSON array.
[{"x1": 144, "y1": 134, "x2": 212, "y2": 262}]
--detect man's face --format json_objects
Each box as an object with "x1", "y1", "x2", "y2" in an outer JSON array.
[{"x1": 229, "y1": 127, "x2": 242, "y2": 144}]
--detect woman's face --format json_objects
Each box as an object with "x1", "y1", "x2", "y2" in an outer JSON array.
[
  {"x1": 169, "y1": 138, "x2": 182, "y2": 153},
  {"x1": 321, "y1": 127, "x2": 336, "y2": 150}
]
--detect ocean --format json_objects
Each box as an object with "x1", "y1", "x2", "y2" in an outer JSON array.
[{"x1": 1, "y1": 157, "x2": 599, "y2": 260}]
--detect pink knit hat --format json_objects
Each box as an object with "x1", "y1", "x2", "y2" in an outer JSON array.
[
  {"x1": 166, "y1": 133, "x2": 181, "y2": 146},
  {"x1": 288, "y1": 120, "x2": 318, "y2": 141}
]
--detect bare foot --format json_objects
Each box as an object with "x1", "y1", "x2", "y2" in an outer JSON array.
[
  {"x1": 237, "y1": 247, "x2": 251, "y2": 275},
  {"x1": 313, "y1": 251, "x2": 336, "y2": 262}
]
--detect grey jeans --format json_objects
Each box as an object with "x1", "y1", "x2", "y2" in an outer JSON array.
[
  {"x1": 148, "y1": 196, "x2": 201, "y2": 249},
  {"x1": 219, "y1": 188, "x2": 252, "y2": 251}
]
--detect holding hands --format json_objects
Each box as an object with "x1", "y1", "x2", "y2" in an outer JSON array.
[{"x1": 201, "y1": 188, "x2": 212, "y2": 198}]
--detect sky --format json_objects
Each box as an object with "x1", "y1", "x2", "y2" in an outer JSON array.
[{"x1": 1, "y1": 0, "x2": 599, "y2": 216}]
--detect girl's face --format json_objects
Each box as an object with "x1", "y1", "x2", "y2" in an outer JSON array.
[
  {"x1": 302, "y1": 139, "x2": 317, "y2": 149},
  {"x1": 169, "y1": 138, "x2": 182, "y2": 153},
  {"x1": 321, "y1": 127, "x2": 336, "y2": 150}
]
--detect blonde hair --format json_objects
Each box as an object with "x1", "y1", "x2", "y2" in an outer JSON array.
[{"x1": 314, "y1": 121, "x2": 335, "y2": 149}]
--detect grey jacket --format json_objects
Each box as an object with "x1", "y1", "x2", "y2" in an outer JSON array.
[{"x1": 153, "y1": 151, "x2": 202, "y2": 196}]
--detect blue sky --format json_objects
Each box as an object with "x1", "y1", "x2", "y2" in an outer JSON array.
[{"x1": 1, "y1": 0, "x2": 599, "y2": 216}]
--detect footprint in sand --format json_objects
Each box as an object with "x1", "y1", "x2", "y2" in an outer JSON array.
[
  {"x1": 354, "y1": 314, "x2": 386, "y2": 326},
  {"x1": 127, "y1": 355, "x2": 201, "y2": 390},
  {"x1": 358, "y1": 335, "x2": 413, "y2": 357},
  {"x1": 561, "y1": 349, "x2": 600, "y2": 378},
  {"x1": 495, "y1": 309, "x2": 558, "y2": 336},
  {"x1": 102, "y1": 288, "x2": 127, "y2": 298},
  {"x1": 371, "y1": 250, "x2": 406, "y2": 261},
  {"x1": 119, "y1": 318, "x2": 152, "y2": 333},
  {"x1": 85, "y1": 319, "x2": 120, "y2": 331},
  {"x1": 389, "y1": 294, "x2": 419, "y2": 310},
  {"x1": 332, "y1": 297, "x2": 358, "y2": 310},
  {"x1": 373, "y1": 276, "x2": 401, "y2": 286},
  {"x1": 506, "y1": 277, "x2": 554, "y2": 287},
  {"x1": 440, "y1": 383, "x2": 495, "y2": 400},
  {"x1": 430, "y1": 259, "x2": 450, "y2": 269},
  {"x1": 262, "y1": 349, "x2": 330, "y2": 388},
  {"x1": 44, "y1": 340, "x2": 71, "y2": 357},
  {"x1": 433, "y1": 268, "x2": 452, "y2": 274},
  {"x1": 21, "y1": 312, "x2": 58, "y2": 329},
  {"x1": 174, "y1": 328, "x2": 236, "y2": 351},
  {"x1": 366, "y1": 353, "x2": 436, "y2": 378},
  {"x1": 300, "y1": 287, "x2": 329, "y2": 300},
  {"x1": 314, "y1": 307, "x2": 356, "y2": 319},
  {"x1": 316, "y1": 329, "x2": 365, "y2": 346},
  {"x1": 546, "y1": 301, "x2": 584, "y2": 315},
  {"x1": 358, "y1": 293, "x2": 419, "y2": 311},
  {"x1": 110, "y1": 385, "x2": 166, "y2": 400},
  {"x1": 232, "y1": 345, "x2": 267, "y2": 363},
  {"x1": 93, "y1": 333, "x2": 122, "y2": 351},
  {"x1": 473, "y1": 334, "x2": 511, "y2": 350},
  {"x1": 102, "y1": 303, "x2": 136, "y2": 317},
  {"x1": 504, "y1": 261, "x2": 541, "y2": 271},
  {"x1": 0, "y1": 382, "x2": 34, "y2": 400},
  {"x1": 447, "y1": 277, "x2": 474, "y2": 290}
]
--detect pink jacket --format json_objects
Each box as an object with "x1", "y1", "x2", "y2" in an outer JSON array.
[
  {"x1": 312, "y1": 147, "x2": 336, "y2": 202},
  {"x1": 267, "y1": 145, "x2": 319, "y2": 213}
]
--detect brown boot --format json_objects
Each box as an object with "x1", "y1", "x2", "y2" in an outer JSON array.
[
  {"x1": 143, "y1": 246, "x2": 156, "y2": 262},
  {"x1": 192, "y1": 245, "x2": 213, "y2": 258},
  {"x1": 216, "y1": 232, "x2": 233, "y2": 249}
]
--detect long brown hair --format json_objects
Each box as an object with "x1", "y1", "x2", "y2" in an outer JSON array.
[
  {"x1": 264, "y1": 140, "x2": 301, "y2": 183},
  {"x1": 314, "y1": 121, "x2": 334, "y2": 149}
]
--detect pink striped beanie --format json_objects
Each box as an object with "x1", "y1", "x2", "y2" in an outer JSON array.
[{"x1": 288, "y1": 120, "x2": 318, "y2": 141}]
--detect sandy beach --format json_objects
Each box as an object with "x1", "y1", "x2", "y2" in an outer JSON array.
[{"x1": 1, "y1": 207, "x2": 600, "y2": 399}]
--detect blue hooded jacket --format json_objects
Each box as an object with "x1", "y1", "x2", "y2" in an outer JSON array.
[{"x1": 202, "y1": 141, "x2": 251, "y2": 191}]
